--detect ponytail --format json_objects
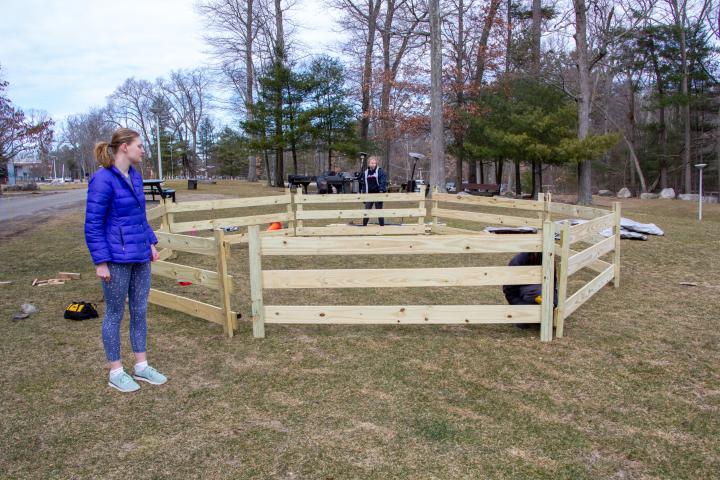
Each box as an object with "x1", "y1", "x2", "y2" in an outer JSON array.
[
  {"x1": 94, "y1": 142, "x2": 113, "y2": 167},
  {"x1": 94, "y1": 128, "x2": 140, "y2": 168}
]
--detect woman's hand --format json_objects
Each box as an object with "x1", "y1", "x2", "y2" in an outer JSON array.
[
  {"x1": 96, "y1": 263, "x2": 111, "y2": 282},
  {"x1": 151, "y1": 244, "x2": 160, "y2": 262}
]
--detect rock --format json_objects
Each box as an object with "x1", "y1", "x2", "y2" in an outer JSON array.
[
  {"x1": 598, "y1": 189, "x2": 613, "y2": 197},
  {"x1": 616, "y1": 187, "x2": 632, "y2": 198},
  {"x1": 678, "y1": 194, "x2": 699, "y2": 201},
  {"x1": 659, "y1": 188, "x2": 675, "y2": 199},
  {"x1": 640, "y1": 193, "x2": 659, "y2": 200}
]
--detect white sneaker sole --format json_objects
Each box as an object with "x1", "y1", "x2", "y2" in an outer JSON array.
[
  {"x1": 132, "y1": 375, "x2": 167, "y2": 385},
  {"x1": 108, "y1": 381, "x2": 140, "y2": 393}
]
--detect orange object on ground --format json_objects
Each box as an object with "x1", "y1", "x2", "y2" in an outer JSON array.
[{"x1": 267, "y1": 222, "x2": 282, "y2": 231}]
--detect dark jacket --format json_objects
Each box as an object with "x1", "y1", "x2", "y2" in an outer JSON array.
[
  {"x1": 502, "y1": 252, "x2": 558, "y2": 307},
  {"x1": 360, "y1": 167, "x2": 388, "y2": 193},
  {"x1": 84, "y1": 165, "x2": 158, "y2": 265}
]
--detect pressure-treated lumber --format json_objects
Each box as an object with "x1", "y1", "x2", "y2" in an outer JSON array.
[
  {"x1": 262, "y1": 265, "x2": 542, "y2": 289},
  {"x1": 294, "y1": 191, "x2": 424, "y2": 204},
  {"x1": 148, "y1": 289, "x2": 228, "y2": 325},
  {"x1": 540, "y1": 220, "x2": 555, "y2": 342},
  {"x1": 166, "y1": 194, "x2": 292, "y2": 213},
  {"x1": 214, "y1": 229, "x2": 236, "y2": 337},
  {"x1": 151, "y1": 260, "x2": 223, "y2": 290},
  {"x1": 224, "y1": 228, "x2": 292, "y2": 245},
  {"x1": 295, "y1": 225, "x2": 427, "y2": 236},
  {"x1": 294, "y1": 207, "x2": 425, "y2": 221},
  {"x1": 430, "y1": 224, "x2": 486, "y2": 235},
  {"x1": 567, "y1": 235, "x2": 616, "y2": 276},
  {"x1": 172, "y1": 211, "x2": 292, "y2": 233},
  {"x1": 264, "y1": 304, "x2": 541, "y2": 324},
  {"x1": 155, "y1": 231, "x2": 217, "y2": 256},
  {"x1": 261, "y1": 234, "x2": 542, "y2": 256},
  {"x1": 613, "y1": 202, "x2": 621, "y2": 288},
  {"x1": 564, "y1": 265, "x2": 615, "y2": 318},
  {"x1": 554, "y1": 222, "x2": 570, "y2": 338},
  {"x1": 433, "y1": 192, "x2": 544, "y2": 211},
  {"x1": 547, "y1": 202, "x2": 611, "y2": 220},
  {"x1": 568, "y1": 214, "x2": 615, "y2": 244},
  {"x1": 146, "y1": 204, "x2": 166, "y2": 221},
  {"x1": 433, "y1": 207, "x2": 543, "y2": 228},
  {"x1": 248, "y1": 225, "x2": 265, "y2": 338}
]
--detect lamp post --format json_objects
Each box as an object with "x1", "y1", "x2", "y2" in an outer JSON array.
[
  {"x1": 695, "y1": 163, "x2": 707, "y2": 221},
  {"x1": 150, "y1": 107, "x2": 163, "y2": 180}
]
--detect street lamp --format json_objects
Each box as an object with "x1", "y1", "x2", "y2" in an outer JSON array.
[
  {"x1": 695, "y1": 163, "x2": 707, "y2": 221},
  {"x1": 150, "y1": 107, "x2": 163, "y2": 180}
]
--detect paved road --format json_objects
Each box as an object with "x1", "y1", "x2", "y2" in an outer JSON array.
[{"x1": 0, "y1": 189, "x2": 87, "y2": 222}]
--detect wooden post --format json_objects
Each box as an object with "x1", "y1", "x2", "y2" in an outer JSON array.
[
  {"x1": 160, "y1": 197, "x2": 175, "y2": 259},
  {"x1": 248, "y1": 225, "x2": 265, "y2": 338},
  {"x1": 214, "y1": 229, "x2": 235, "y2": 338},
  {"x1": 285, "y1": 187, "x2": 295, "y2": 234},
  {"x1": 554, "y1": 221, "x2": 570, "y2": 338},
  {"x1": 537, "y1": 192, "x2": 545, "y2": 224},
  {"x1": 419, "y1": 184, "x2": 428, "y2": 225},
  {"x1": 612, "y1": 202, "x2": 621, "y2": 288},
  {"x1": 431, "y1": 186, "x2": 439, "y2": 227},
  {"x1": 295, "y1": 187, "x2": 304, "y2": 230},
  {"x1": 540, "y1": 220, "x2": 555, "y2": 342},
  {"x1": 545, "y1": 192, "x2": 552, "y2": 223}
]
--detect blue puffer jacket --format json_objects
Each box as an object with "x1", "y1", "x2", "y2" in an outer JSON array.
[{"x1": 84, "y1": 165, "x2": 158, "y2": 265}]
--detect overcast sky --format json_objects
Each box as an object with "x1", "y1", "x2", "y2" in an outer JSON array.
[{"x1": 0, "y1": 0, "x2": 342, "y2": 121}]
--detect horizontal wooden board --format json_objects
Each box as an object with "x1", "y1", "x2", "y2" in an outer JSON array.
[
  {"x1": 263, "y1": 265, "x2": 541, "y2": 289},
  {"x1": 295, "y1": 224, "x2": 427, "y2": 236},
  {"x1": 261, "y1": 234, "x2": 542, "y2": 256},
  {"x1": 433, "y1": 207, "x2": 543, "y2": 228},
  {"x1": 148, "y1": 289, "x2": 229, "y2": 325},
  {"x1": 166, "y1": 194, "x2": 291, "y2": 213},
  {"x1": 433, "y1": 192, "x2": 544, "y2": 211},
  {"x1": 172, "y1": 211, "x2": 292, "y2": 233},
  {"x1": 569, "y1": 214, "x2": 615, "y2": 244},
  {"x1": 295, "y1": 192, "x2": 425, "y2": 204},
  {"x1": 430, "y1": 224, "x2": 486, "y2": 235},
  {"x1": 295, "y1": 208, "x2": 425, "y2": 221},
  {"x1": 564, "y1": 265, "x2": 614, "y2": 318},
  {"x1": 548, "y1": 202, "x2": 611, "y2": 220},
  {"x1": 264, "y1": 304, "x2": 541, "y2": 324},
  {"x1": 151, "y1": 260, "x2": 224, "y2": 290},
  {"x1": 568, "y1": 236, "x2": 615, "y2": 276},
  {"x1": 155, "y1": 231, "x2": 217, "y2": 256},
  {"x1": 156, "y1": 248, "x2": 174, "y2": 261},
  {"x1": 145, "y1": 205, "x2": 166, "y2": 220},
  {"x1": 224, "y1": 228, "x2": 292, "y2": 245}
]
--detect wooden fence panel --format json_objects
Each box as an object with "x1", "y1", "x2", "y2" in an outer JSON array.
[
  {"x1": 295, "y1": 191, "x2": 425, "y2": 204},
  {"x1": 295, "y1": 225, "x2": 427, "y2": 236},
  {"x1": 433, "y1": 192, "x2": 545, "y2": 211},
  {"x1": 148, "y1": 289, "x2": 228, "y2": 325},
  {"x1": 568, "y1": 214, "x2": 615, "y2": 244},
  {"x1": 151, "y1": 261, "x2": 223, "y2": 290},
  {"x1": 166, "y1": 194, "x2": 292, "y2": 213},
  {"x1": 295, "y1": 208, "x2": 425, "y2": 221},
  {"x1": 172, "y1": 211, "x2": 292, "y2": 233},
  {"x1": 567, "y1": 235, "x2": 616, "y2": 276}
]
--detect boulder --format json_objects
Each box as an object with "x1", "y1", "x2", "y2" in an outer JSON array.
[
  {"x1": 659, "y1": 188, "x2": 675, "y2": 199},
  {"x1": 640, "y1": 192, "x2": 659, "y2": 200},
  {"x1": 598, "y1": 189, "x2": 613, "y2": 197},
  {"x1": 678, "y1": 194, "x2": 699, "y2": 201},
  {"x1": 616, "y1": 187, "x2": 632, "y2": 198}
]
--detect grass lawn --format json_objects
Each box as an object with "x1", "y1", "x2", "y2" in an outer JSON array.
[{"x1": 1, "y1": 181, "x2": 719, "y2": 479}]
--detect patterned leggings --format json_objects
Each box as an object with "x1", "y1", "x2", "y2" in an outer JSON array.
[{"x1": 100, "y1": 262, "x2": 152, "y2": 362}]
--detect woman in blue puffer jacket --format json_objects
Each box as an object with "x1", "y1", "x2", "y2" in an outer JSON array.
[{"x1": 85, "y1": 128, "x2": 167, "y2": 393}]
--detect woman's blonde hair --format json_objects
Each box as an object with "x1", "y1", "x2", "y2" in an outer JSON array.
[{"x1": 94, "y1": 128, "x2": 140, "y2": 168}]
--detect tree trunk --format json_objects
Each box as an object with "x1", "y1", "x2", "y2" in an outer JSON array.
[
  {"x1": 246, "y1": 0, "x2": 257, "y2": 182},
  {"x1": 514, "y1": 159, "x2": 521, "y2": 195},
  {"x1": 429, "y1": 0, "x2": 445, "y2": 190},
  {"x1": 379, "y1": 0, "x2": 395, "y2": 176},
  {"x1": 359, "y1": 0, "x2": 381, "y2": 145},
  {"x1": 531, "y1": 0, "x2": 542, "y2": 76},
  {"x1": 573, "y1": 0, "x2": 593, "y2": 205},
  {"x1": 474, "y1": 0, "x2": 502, "y2": 85},
  {"x1": 679, "y1": 16, "x2": 692, "y2": 193},
  {"x1": 454, "y1": 0, "x2": 465, "y2": 190}
]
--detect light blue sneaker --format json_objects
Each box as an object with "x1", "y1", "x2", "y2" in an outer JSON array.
[
  {"x1": 133, "y1": 365, "x2": 167, "y2": 385},
  {"x1": 108, "y1": 371, "x2": 140, "y2": 393}
]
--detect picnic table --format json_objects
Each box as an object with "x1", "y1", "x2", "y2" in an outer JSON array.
[{"x1": 143, "y1": 179, "x2": 175, "y2": 202}]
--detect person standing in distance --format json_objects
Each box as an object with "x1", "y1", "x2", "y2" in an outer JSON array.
[
  {"x1": 84, "y1": 128, "x2": 167, "y2": 393},
  {"x1": 359, "y1": 156, "x2": 388, "y2": 226}
]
